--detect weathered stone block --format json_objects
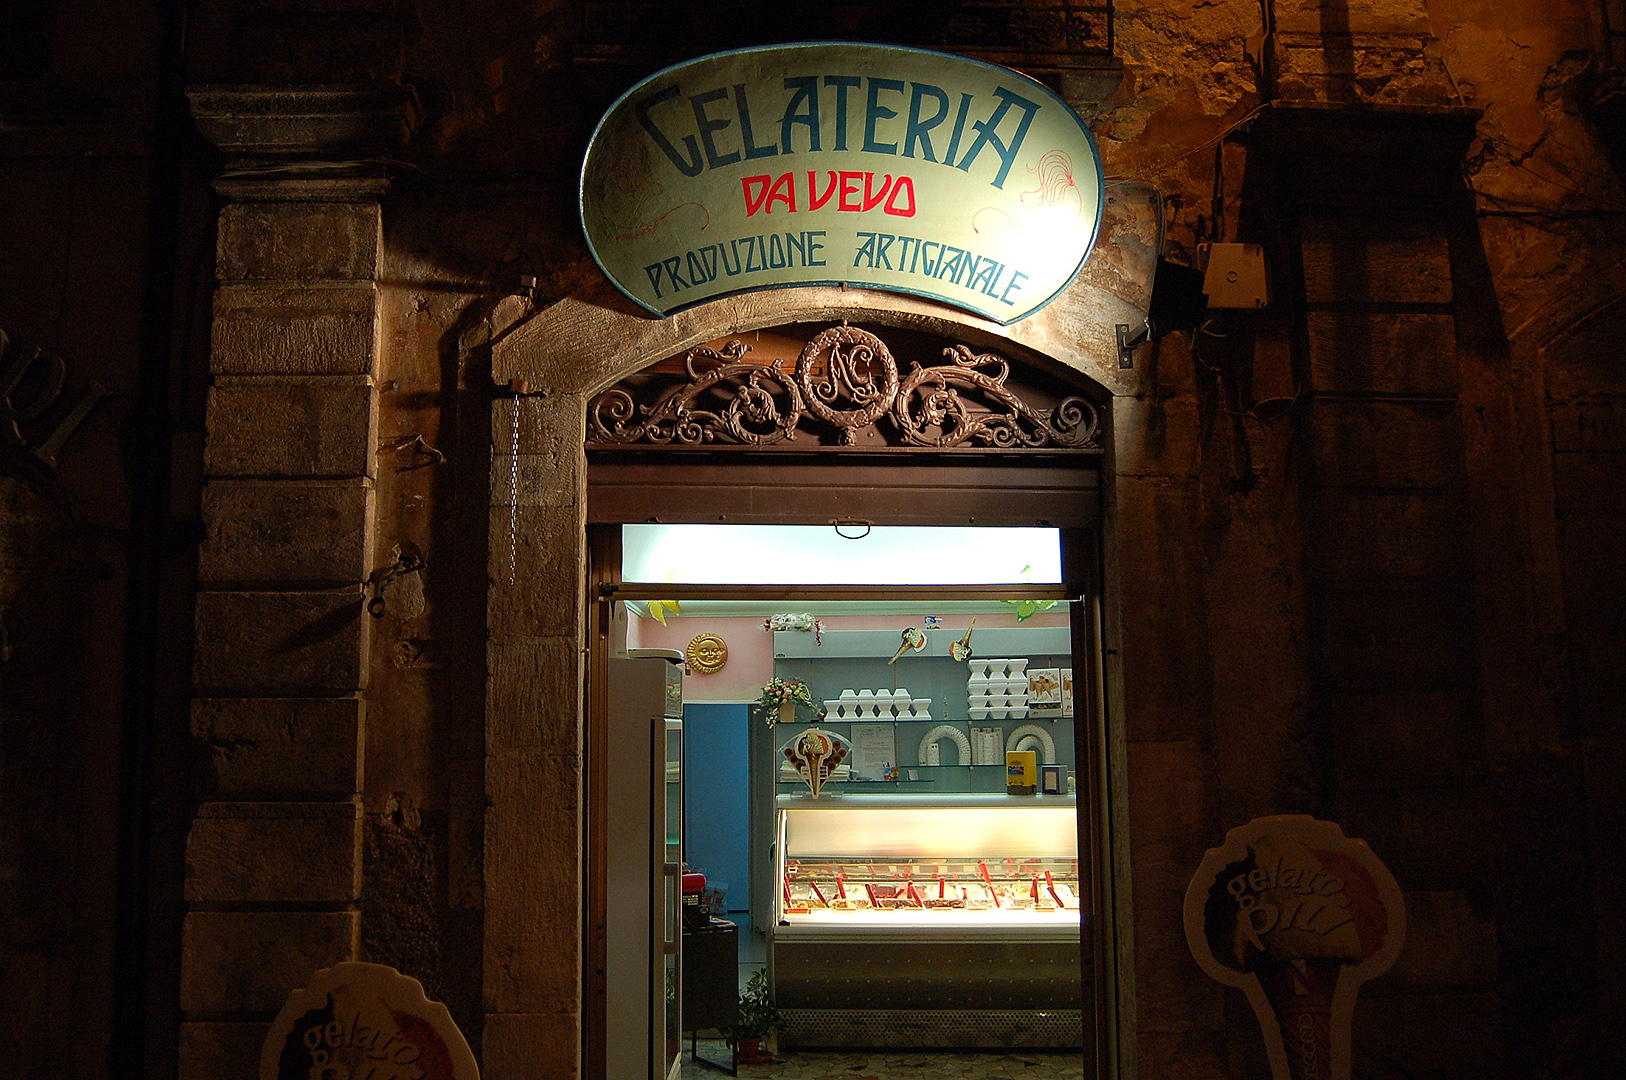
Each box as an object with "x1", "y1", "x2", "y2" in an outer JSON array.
[
  {"x1": 1301, "y1": 218, "x2": 1452, "y2": 305},
  {"x1": 491, "y1": 453, "x2": 581, "y2": 509},
  {"x1": 1112, "y1": 396, "x2": 1202, "y2": 479},
  {"x1": 193, "y1": 588, "x2": 368, "y2": 692},
  {"x1": 200, "y1": 478, "x2": 374, "y2": 583},
  {"x1": 484, "y1": 750, "x2": 580, "y2": 1014},
  {"x1": 1319, "y1": 583, "x2": 1476, "y2": 690},
  {"x1": 487, "y1": 637, "x2": 581, "y2": 753},
  {"x1": 1326, "y1": 689, "x2": 1479, "y2": 786},
  {"x1": 216, "y1": 201, "x2": 380, "y2": 282},
  {"x1": 1336, "y1": 784, "x2": 1499, "y2": 890},
  {"x1": 185, "y1": 801, "x2": 362, "y2": 903},
  {"x1": 1308, "y1": 399, "x2": 1465, "y2": 489},
  {"x1": 1307, "y1": 489, "x2": 1470, "y2": 580},
  {"x1": 1306, "y1": 312, "x2": 1458, "y2": 395},
  {"x1": 179, "y1": 1022, "x2": 269, "y2": 1080},
  {"x1": 1207, "y1": 561, "x2": 1316, "y2": 821},
  {"x1": 1549, "y1": 399, "x2": 1626, "y2": 453},
  {"x1": 1126, "y1": 740, "x2": 1217, "y2": 869},
  {"x1": 205, "y1": 377, "x2": 376, "y2": 478},
  {"x1": 483, "y1": 1012, "x2": 579, "y2": 1080},
  {"x1": 212, "y1": 283, "x2": 379, "y2": 375},
  {"x1": 493, "y1": 394, "x2": 588, "y2": 455},
  {"x1": 191, "y1": 697, "x2": 363, "y2": 798},
  {"x1": 1541, "y1": 295, "x2": 1626, "y2": 398},
  {"x1": 1136, "y1": 1030, "x2": 1228, "y2": 1080},
  {"x1": 1387, "y1": 890, "x2": 1498, "y2": 988},
  {"x1": 1553, "y1": 451, "x2": 1626, "y2": 517},
  {"x1": 1113, "y1": 477, "x2": 1212, "y2": 741},
  {"x1": 1557, "y1": 516, "x2": 1626, "y2": 722},
  {"x1": 180, "y1": 911, "x2": 359, "y2": 1013},
  {"x1": 488, "y1": 504, "x2": 584, "y2": 639},
  {"x1": 1132, "y1": 858, "x2": 1226, "y2": 1032},
  {"x1": 1274, "y1": 0, "x2": 1429, "y2": 35},
  {"x1": 1350, "y1": 992, "x2": 1502, "y2": 1076}
]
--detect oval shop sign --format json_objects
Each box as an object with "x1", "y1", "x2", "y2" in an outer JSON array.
[{"x1": 580, "y1": 43, "x2": 1104, "y2": 325}]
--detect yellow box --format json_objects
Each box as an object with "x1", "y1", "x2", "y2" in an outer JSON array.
[{"x1": 1005, "y1": 750, "x2": 1038, "y2": 795}]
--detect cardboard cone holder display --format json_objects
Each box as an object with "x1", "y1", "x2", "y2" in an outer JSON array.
[{"x1": 1183, "y1": 816, "x2": 1406, "y2": 1080}]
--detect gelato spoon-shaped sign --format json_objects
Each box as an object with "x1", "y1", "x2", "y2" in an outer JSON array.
[
  {"x1": 1184, "y1": 816, "x2": 1405, "y2": 1080},
  {"x1": 580, "y1": 43, "x2": 1103, "y2": 325}
]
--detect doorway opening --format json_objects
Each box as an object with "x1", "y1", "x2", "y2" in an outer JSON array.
[
  {"x1": 577, "y1": 320, "x2": 1115, "y2": 1080},
  {"x1": 587, "y1": 523, "x2": 1108, "y2": 1080}
]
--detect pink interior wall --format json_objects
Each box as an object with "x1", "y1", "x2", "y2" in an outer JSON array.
[{"x1": 630, "y1": 612, "x2": 778, "y2": 701}]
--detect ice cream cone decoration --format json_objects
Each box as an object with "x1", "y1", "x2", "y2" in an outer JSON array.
[
  {"x1": 1184, "y1": 816, "x2": 1405, "y2": 1080},
  {"x1": 888, "y1": 626, "x2": 927, "y2": 664},
  {"x1": 950, "y1": 619, "x2": 977, "y2": 662},
  {"x1": 779, "y1": 728, "x2": 850, "y2": 797}
]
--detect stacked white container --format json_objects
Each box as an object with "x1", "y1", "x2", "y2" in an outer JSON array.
[
  {"x1": 821, "y1": 688, "x2": 932, "y2": 720},
  {"x1": 967, "y1": 659, "x2": 1029, "y2": 719}
]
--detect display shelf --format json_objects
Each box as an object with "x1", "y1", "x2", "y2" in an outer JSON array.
[
  {"x1": 774, "y1": 626, "x2": 1070, "y2": 659},
  {"x1": 770, "y1": 717, "x2": 1076, "y2": 794},
  {"x1": 776, "y1": 763, "x2": 1074, "y2": 796}
]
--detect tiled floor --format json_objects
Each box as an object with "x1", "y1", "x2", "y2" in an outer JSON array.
[
  {"x1": 679, "y1": 926, "x2": 1083, "y2": 1080},
  {"x1": 680, "y1": 1041, "x2": 1085, "y2": 1079}
]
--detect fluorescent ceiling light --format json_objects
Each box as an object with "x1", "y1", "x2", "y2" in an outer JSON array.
[{"x1": 622, "y1": 525, "x2": 1061, "y2": 585}]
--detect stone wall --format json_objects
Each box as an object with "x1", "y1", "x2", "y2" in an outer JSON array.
[
  {"x1": 180, "y1": 183, "x2": 381, "y2": 1075},
  {"x1": 2, "y1": 2, "x2": 1624, "y2": 1079}
]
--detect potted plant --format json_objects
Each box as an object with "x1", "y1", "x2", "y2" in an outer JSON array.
[
  {"x1": 755, "y1": 676, "x2": 817, "y2": 725},
  {"x1": 724, "y1": 969, "x2": 780, "y2": 1064}
]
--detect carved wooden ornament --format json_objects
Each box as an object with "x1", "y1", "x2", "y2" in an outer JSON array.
[
  {"x1": 1184, "y1": 816, "x2": 1405, "y2": 1080},
  {"x1": 261, "y1": 962, "x2": 479, "y2": 1080},
  {"x1": 589, "y1": 324, "x2": 1100, "y2": 451}
]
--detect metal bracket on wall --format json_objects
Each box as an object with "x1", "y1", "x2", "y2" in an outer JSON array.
[
  {"x1": 1115, "y1": 322, "x2": 1149, "y2": 370},
  {"x1": 369, "y1": 542, "x2": 427, "y2": 618}
]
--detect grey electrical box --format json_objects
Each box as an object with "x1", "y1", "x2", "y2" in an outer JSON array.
[{"x1": 1197, "y1": 243, "x2": 1270, "y2": 309}]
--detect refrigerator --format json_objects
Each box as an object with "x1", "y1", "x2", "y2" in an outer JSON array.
[{"x1": 605, "y1": 650, "x2": 685, "y2": 1080}]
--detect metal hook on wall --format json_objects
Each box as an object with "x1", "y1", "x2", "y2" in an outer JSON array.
[
  {"x1": 369, "y1": 542, "x2": 427, "y2": 618},
  {"x1": 383, "y1": 434, "x2": 446, "y2": 472}
]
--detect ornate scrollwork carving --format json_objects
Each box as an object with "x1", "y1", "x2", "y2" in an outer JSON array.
[
  {"x1": 895, "y1": 344, "x2": 1098, "y2": 448},
  {"x1": 586, "y1": 324, "x2": 1100, "y2": 452},
  {"x1": 796, "y1": 325, "x2": 899, "y2": 446},
  {"x1": 588, "y1": 338, "x2": 803, "y2": 446}
]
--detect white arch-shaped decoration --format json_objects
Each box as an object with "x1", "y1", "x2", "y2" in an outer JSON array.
[
  {"x1": 1006, "y1": 724, "x2": 1057, "y2": 764},
  {"x1": 918, "y1": 724, "x2": 974, "y2": 767}
]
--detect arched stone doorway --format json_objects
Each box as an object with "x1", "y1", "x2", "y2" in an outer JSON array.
[{"x1": 487, "y1": 270, "x2": 1150, "y2": 1078}]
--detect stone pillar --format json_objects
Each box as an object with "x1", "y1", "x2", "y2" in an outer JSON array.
[
  {"x1": 177, "y1": 86, "x2": 412, "y2": 1080},
  {"x1": 1257, "y1": 105, "x2": 1516, "y2": 1068},
  {"x1": 483, "y1": 391, "x2": 588, "y2": 1079}
]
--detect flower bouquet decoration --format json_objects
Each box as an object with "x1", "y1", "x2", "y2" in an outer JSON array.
[{"x1": 756, "y1": 676, "x2": 817, "y2": 726}]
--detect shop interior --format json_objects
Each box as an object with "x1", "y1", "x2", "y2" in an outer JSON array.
[{"x1": 606, "y1": 524, "x2": 1093, "y2": 1077}]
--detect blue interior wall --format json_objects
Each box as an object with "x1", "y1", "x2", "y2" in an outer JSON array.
[{"x1": 682, "y1": 702, "x2": 751, "y2": 913}]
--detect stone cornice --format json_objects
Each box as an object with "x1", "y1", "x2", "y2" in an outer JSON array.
[{"x1": 187, "y1": 83, "x2": 418, "y2": 163}]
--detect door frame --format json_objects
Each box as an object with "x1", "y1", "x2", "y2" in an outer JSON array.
[
  {"x1": 585, "y1": 519, "x2": 1113, "y2": 1078},
  {"x1": 487, "y1": 286, "x2": 1148, "y2": 1080}
]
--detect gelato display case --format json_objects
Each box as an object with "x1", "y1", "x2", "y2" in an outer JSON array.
[{"x1": 771, "y1": 794, "x2": 1085, "y2": 1048}]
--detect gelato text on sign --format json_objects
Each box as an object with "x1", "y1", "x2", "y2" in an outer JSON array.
[{"x1": 580, "y1": 43, "x2": 1103, "y2": 325}]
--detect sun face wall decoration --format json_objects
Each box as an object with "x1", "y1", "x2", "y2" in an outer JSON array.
[{"x1": 685, "y1": 632, "x2": 729, "y2": 674}]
